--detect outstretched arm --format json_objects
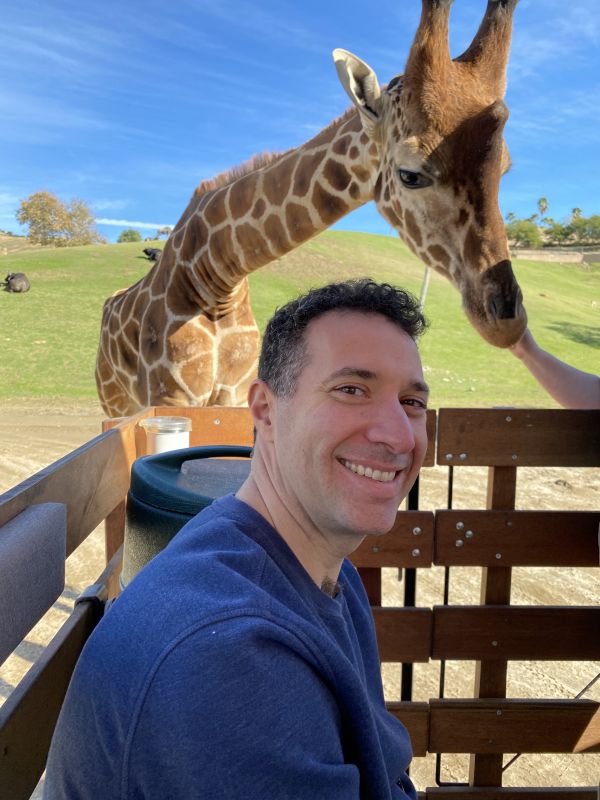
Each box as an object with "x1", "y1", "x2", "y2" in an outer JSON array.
[{"x1": 510, "y1": 329, "x2": 600, "y2": 409}]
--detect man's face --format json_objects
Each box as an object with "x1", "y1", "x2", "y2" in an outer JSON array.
[{"x1": 264, "y1": 310, "x2": 429, "y2": 546}]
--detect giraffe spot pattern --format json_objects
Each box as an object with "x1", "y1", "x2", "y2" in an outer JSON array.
[
  {"x1": 285, "y1": 203, "x2": 315, "y2": 244},
  {"x1": 228, "y1": 172, "x2": 258, "y2": 219},
  {"x1": 264, "y1": 213, "x2": 291, "y2": 253},
  {"x1": 293, "y1": 150, "x2": 327, "y2": 198},
  {"x1": 428, "y1": 244, "x2": 451, "y2": 270},
  {"x1": 312, "y1": 182, "x2": 349, "y2": 225},
  {"x1": 404, "y1": 209, "x2": 423, "y2": 248},
  {"x1": 332, "y1": 135, "x2": 351, "y2": 156},
  {"x1": 203, "y1": 190, "x2": 227, "y2": 227},
  {"x1": 323, "y1": 159, "x2": 352, "y2": 192},
  {"x1": 252, "y1": 197, "x2": 266, "y2": 219},
  {"x1": 264, "y1": 156, "x2": 296, "y2": 206}
]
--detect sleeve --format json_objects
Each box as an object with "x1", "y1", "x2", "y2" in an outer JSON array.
[{"x1": 123, "y1": 615, "x2": 361, "y2": 800}]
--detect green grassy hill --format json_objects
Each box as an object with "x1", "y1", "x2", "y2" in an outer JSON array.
[{"x1": 0, "y1": 232, "x2": 597, "y2": 408}]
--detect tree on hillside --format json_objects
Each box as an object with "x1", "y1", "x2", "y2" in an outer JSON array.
[
  {"x1": 118, "y1": 228, "x2": 142, "y2": 243},
  {"x1": 156, "y1": 226, "x2": 172, "y2": 238},
  {"x1": 65, "y1": 198, "x2": 105, "y2": 245},
  {"x1": 537, "y1": 197, "x2": 548, "y2": 218},
  {"x1": 505, "y1": 219, "x2": 542, "y2": 248},
  {"x1": 16, "y1": 191, "x2": 104, "y2": 246}
]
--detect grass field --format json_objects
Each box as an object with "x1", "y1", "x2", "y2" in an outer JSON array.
[{"x1": 0, "y1": 231, "x2": 598, "y2": 408}]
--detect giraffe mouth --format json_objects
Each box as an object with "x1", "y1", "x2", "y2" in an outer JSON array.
[{"x1": 464, "y1": 260, "x2": 528, "y2": 347}]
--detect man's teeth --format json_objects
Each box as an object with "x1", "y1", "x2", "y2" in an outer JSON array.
[{"x1": 342, "y1": 459, "x2": 396, "y2": 482}]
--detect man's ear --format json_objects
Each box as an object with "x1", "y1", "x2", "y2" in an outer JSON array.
[{"x1": 247, "y1": 379, "x2": 275, "y2": 442}]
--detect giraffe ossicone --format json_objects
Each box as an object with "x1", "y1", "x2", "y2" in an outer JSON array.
[{"x1": 96, "y1": 0, "x2": 526, "y2": 418}]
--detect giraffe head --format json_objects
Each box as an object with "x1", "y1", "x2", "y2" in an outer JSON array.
[{"x1": 334, "y1": 0, "x2": 526, "y2": 347}]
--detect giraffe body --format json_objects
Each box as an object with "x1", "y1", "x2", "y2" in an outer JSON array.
[{"x1": 97, "y1": 0, "x2": 527, "y2": 417}]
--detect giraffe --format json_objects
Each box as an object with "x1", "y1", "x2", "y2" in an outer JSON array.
[{"x1": 96, "y1": 0, "x2": 526, "y2": 418}]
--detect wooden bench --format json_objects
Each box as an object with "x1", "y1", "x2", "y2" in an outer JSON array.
[{"x1": 0, "y1": 407, "x2": 598, "y2": 798}]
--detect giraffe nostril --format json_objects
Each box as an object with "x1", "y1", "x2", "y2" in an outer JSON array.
[{"x1": 486, "y1": 288, "x2": 521, "y2": 321}]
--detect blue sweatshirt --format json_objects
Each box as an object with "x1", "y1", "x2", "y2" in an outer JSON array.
[{"x1": 45, "y1": 495, "x2": 416, "y2": 799}]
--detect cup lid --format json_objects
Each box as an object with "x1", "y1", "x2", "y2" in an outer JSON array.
[{"x1": 139, "y1": 416, "x2": 192, "y2": 433}]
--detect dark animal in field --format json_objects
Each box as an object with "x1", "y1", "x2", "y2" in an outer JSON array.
[
  {"x1": 143, "y1": 248, "x2": 162, "y2": 262},
  {"x1": 2, "y1": 272, "x2": 30, "y2": 293}
]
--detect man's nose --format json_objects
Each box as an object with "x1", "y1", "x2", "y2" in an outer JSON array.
[{"x1": 365, "y1": 402, "x2": 416, "y2": 453}]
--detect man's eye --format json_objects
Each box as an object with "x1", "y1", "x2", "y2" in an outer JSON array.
[
  {"x1": 397, "y1": 169, "x2": 433, "y2": 189},
  {"x1": 337, "y1": 386, "x2": 363, "y2": 396},
  {"x1": 402, "y1": 397, "x2": 428, "y2": 410}
]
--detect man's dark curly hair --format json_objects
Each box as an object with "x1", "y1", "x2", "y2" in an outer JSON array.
[{"x1": 258, "y1": 278, "x2": 428, "y2": 398}]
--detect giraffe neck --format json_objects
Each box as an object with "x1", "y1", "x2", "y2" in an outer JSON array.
[{"x1": 167, "y1": 108, "x2": 378, "y2": 313}]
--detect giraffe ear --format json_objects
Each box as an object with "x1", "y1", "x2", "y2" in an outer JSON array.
[{"x1": 333, "y1": 49, "x2": 382, "y2": 126}]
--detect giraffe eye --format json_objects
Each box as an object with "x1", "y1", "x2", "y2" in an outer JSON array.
[{"x1": 397, "y1": 169, "x2": 433, "y2": 189}]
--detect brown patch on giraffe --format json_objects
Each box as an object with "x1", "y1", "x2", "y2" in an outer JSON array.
[
  {"x1": 323, "y1": 159, "x2": 352, "y2": 192},
  {"x1": 180, "y1": 353, "x2": 214, "y2": 394},
  {"x1": 141, "y1": 306, "x2": 167, "y2": 363},
  {"x1": 168, "y1": 273, "x2": 202, "y2": 317},
  {"x1": 285, "y1": 203, "x2": 316, "y2": 244},
  {"x1": 235, "y1": 222, "x2": 274, "y2": 268},
  {"x1": 293, "y1": 150, "x2": 327, "y2": 198},
  {"x1": 252, "y1": 197, "x2": 266, "y2": 219},
  {"x1": 173, "y1": 226, "x2": 185, "y2": 251},
  {"x1": 463, "y1": 225, "x2": 481, "y2": 268},
  {"x1": 264, "y1": 213, "x2": 292, "y2": 252},
  {"x1": 216, "y1": 328, "x2": 260, "y2": 382},
  {"x1": 360, "y1": 132, "x2": 369, "y2": 145},
  {"x1": 228, "y1": 172, "x2": 258, "y2": 219},
  {"x1": 368, "y1": 143, "x2": 378, "y2": 157},
  {"x1": 383, "y1": 205, "x2": 402, "y2": 229},
  {"x1": 457, "y1": 208, "x2": 469, "y2": 227},
  {"x1": 263, "y1": 156, "x2": 296, "y2": 207},
  {"x1": 351, "y1": 165, "x2": 371, "y2": 183},
  {"x1": 167, "y1": 320, "x2": 211, "y2": 361},
  {"x1": 203, "y1": 190, "x2": 228, "y2": 227},
  {"x1": 148, "y1": 364, "x2": 188, "y2": 406},
  {"x1": 428, "y1": 244, "x2": 451, "y2": 270},
  {"x1": 332, "y1": 135, "x2": 351, "y2": 156},
  {"x1": 373, "y1": 174, "x2": 383, "y2": 202},
  {"x1": 404, "y1": 209, "x2": 423, "y2": 248},
  {"x1": 209, "y1": 224, "x2": 241, "y2": 283},
  {"x1": 349, "y1": 182, "x2": 360, "y2": 200},
  {"x1": 349, "y1": 146, "x2": 359, "y2": 160},
  {"x1": 384, "y1": 183, "x2": 391, "y2": 202},
  {"x1": 182, "y1": 214, "x2": 210, "y2": 257},
  {"x1": 312, "y1": 182, "x2": 349, "y2": 225}
]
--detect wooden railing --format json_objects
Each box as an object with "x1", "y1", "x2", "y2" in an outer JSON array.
[{"x1": 0, "y1": 407, "x2": 598, "y2": 799}]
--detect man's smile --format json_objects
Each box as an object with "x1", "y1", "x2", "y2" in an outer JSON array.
[{"x1": 339, "y1": 458, "x2": 399, "y2": 483}]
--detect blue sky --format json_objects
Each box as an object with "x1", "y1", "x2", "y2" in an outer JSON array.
[{"x1": 2, "y1": 0, "x2": 599, "y2": 243}]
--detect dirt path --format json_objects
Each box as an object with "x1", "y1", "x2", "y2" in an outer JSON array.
[{"x1": 1, "y1": 399, "x2": 598, "y2": 793}]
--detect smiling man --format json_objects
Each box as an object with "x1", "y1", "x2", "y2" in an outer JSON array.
[{"x1": 45, "y1": 279, "x2": 429, "y2": 800}]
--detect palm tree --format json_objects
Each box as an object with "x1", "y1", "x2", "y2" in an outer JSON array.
[{"x1": 537, "y1": 197, "x2": 548, "y2": 217}]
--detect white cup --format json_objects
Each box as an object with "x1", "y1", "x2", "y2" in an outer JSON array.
[{"x1": 139, "y1": 416, "x2": 192, "y2": 454}]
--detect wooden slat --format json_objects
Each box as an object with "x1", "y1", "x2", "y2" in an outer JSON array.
[
  {"x1": 386, "y1": 702, "x2": 430, "y2": 757},
  {"x1": 424, "y1": 409, "x2": 437, "y2": 467},
  {"x1": 373, "y1": 608, "x2": 432, "y2": 662},
  {"x1": 352, "y1": 512, "x2": 434, "y2": 568},
  {"x1": 435, "y1": 510, "x2": 600, "y2": 567},
  {"x1": 470, "y1": 466, "x2": 516, "y2": 786},
  {"x1": 425, "y1": 788, "x2": 598, "y2": 799},
  {"x1": 432, "y1": 606, "x2": 600, "y2": 661},
  {"x1": 436, "y1": 409, "x2": 600, "y2": 467},
  {"x1": 152, "y1": 406, "x2": 254, "y2": 447},
  {"x1": 0, "y1": 550, "x2": 121, "y2": 800},
  {"x1": 0, "y1": 426, "x2": 136, "y2": 557},
  {"x1": 429, "y1": 699, "x2": 600, "y2": 754}
]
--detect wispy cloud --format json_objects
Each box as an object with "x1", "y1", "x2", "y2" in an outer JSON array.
[{"x1": 95, "y1": 218, "x2": 173, "y2": 229}]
